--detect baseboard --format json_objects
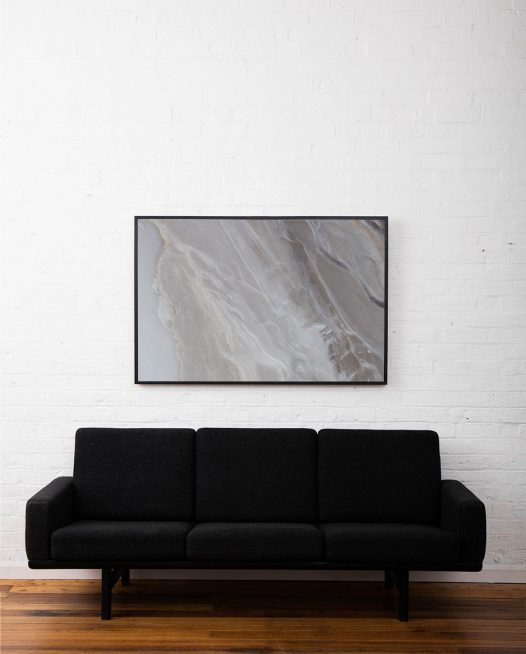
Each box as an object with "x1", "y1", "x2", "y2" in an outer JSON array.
[{"x1": 1, "y1": 564, "x2": 525, "y2": 583}]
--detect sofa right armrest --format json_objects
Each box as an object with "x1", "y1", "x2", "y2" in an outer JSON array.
[
  {"x1": 441, "y1": 479, "x2": 486, "y2": 566},
  {"x1": 26, "y1": 477, "x2": 74, "y2": 561}
]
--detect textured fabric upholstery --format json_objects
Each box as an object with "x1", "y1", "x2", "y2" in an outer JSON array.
[
  {"x1": 322, "y1": 523, "x2": 459, "y2": 563},
  {"x1": 195, "y1": 428, "x2": 318, "y2": 521},
  {"x1": 51, "y1": 521, "x2": 191, "y2": 561},
  {"x1": 26, "y1": 426, "x2": 487, "y2": 574},
  {"x1": 26, "y1": 477, "x2": 74, "y2": 560},
  {"x1": 441, "y1": 480, "x2": 486, "y2": 564},
  {"x1": 73, "y1": 428, "x2": 195, "y2": 520},
  {"x1": 318, "y1": 430, "x2": 441, "y2": 524},
  {"x1": 187, "y1": 523, "x2": 323, "y2": 562}
]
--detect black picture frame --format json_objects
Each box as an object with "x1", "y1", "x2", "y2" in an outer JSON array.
[{"x1": 134, "y1": 216, "x2": 388, "y2": 385}]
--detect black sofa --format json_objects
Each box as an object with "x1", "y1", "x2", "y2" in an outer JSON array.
[{"x1": 26, "y1": 428, "x2": 486, "y2": 621}]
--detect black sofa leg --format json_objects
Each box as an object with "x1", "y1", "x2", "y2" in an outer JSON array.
[
  {"x1": 384, "y1": 569, "x2": 393, "y2": 589},
  {"x1": 121, "y1": 568, "x2": 130, "y2": 586},
  {"x1": 101, "y1": 568, "x2": 112, "y2": 620},
  {"x1": 397, "y1": 569, "x2": 409, "y2": 622},
  {"x1": 101, "y1": 568, "x2": 126, "y2": 619}
]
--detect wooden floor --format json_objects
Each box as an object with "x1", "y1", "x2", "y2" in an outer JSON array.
[{"x1": 1, "y1": 579, "x2": 525, "y2": 653}]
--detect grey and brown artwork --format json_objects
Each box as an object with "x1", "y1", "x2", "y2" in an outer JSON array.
[{"x1": 136, "y1": 218, "x2": 386, "y2": 383}]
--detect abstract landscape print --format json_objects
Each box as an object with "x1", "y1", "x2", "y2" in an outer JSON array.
[{"x1": 135, "y1": 217, "x2": 387, "y2": 384}]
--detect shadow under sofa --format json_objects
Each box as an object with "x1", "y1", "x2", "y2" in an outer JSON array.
[{"x1": 26, "y1": 427, "x2": 486, "y2": 620}]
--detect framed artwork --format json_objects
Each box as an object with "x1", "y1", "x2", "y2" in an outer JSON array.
[{"x1": 135, "y1": 217, "x2": 387, "y2": 384}]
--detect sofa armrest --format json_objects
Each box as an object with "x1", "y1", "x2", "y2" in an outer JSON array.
[
  {"x1": 26, "y1": 477, "x2": 74, "y2": 561},
  {"x1": 441, "y1": 479, "x2": 486, "y2": 565}
]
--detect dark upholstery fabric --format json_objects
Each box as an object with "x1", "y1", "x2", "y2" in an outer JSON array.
[
  {"x1": 73, "y1": 428, "x2": 195, "y2": 520},
  {"x1": 195, "y1": 429, "x2": 318, "y2": 521},
  {"x1": 26, "y1": 477, "x2": 74, "y2": 560},
  {"x1": 318, "y1": 430, "x2": 441, "y2": 524},
  {"x1": 441, "y1": 480, "x2": 486, "y2": 564},
  {"x1": 322, "y1": 523, "x2": 459, "y2": 563},
  {"x1": 51, "y1": 521, "x2": 191, "y2": 561},
  {"x1": 187, "y1": 523, "x2": 323, "y2": 562}
]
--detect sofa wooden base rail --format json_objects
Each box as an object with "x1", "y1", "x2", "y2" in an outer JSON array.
[{"x1": 28, "y1": 559, "x2": 484, "y2": 621}]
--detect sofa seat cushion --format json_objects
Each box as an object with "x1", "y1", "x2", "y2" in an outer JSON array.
[
  {"x1": 51, "y1": 521, "x2": 191, "y2": 561},
  {"x1": 322, "y1": 523, "x2": 459, "y2": 564},
  {"x1": 187, "y1": 523, "x2": 323, "y2": 562}
]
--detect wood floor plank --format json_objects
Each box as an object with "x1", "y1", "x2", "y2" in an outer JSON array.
[{"x1": 1, "y1": 580, "x2": 524, "y2": 653}]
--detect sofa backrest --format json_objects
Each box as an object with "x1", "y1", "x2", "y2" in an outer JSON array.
[
  {"x1": 73, "y1": 428, "x2": 195, "y2": 520},
  {"x1": 195, "y1": 428, "x2": 318, "y2": 522},
  {"x1": 72, "y1": 427, "x2": 442, "y2": 524},
  {"x1": 318, "y1": 429, "x2": 441, "y2": 524}
]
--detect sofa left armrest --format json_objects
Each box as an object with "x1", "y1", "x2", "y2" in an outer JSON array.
[
  {"x1": 441, "y1": 479, "x2": 486, "y2": 566},
  {"x1": 26, "y1": 477, "x2": 74, "y2": 561}
]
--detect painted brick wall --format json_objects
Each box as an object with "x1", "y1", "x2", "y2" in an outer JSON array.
[{"x1": 1, "y1": 0, "x2": 525, "y2": 579}]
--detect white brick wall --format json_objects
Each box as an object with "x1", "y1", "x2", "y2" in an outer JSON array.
[{"x1": 1, "y1": 0, "x2": 525, "y2": 580}]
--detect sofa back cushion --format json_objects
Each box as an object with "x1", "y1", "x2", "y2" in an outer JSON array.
[
  {"x1": 73, "y1": 428, "x2": 195, "y2": 520},
  {"x1": 318, "y1": 429, "x2": 441, "y2": 524},
  {"x1": 195, "y1": 428, "x2": 318, "y2": 522}
]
